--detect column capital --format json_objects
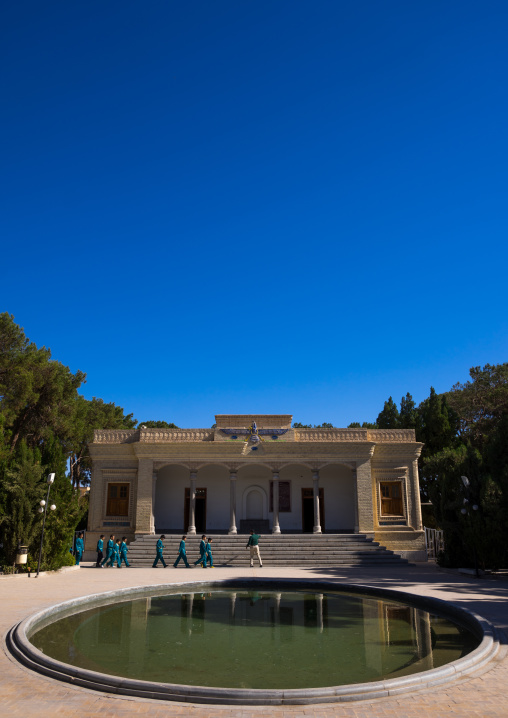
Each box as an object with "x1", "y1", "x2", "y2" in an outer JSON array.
[{"x1": 268, "y1": 462, "x2": 283, "y2": 472}]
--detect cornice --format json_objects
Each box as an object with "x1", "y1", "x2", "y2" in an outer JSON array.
[{"x1": 91, "y1": 427, "x2": 419, "y2": 446}]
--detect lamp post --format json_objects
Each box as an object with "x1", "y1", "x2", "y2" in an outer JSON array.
[
  {"x1": 460, "y1": 475, "x2": 480, "y2": 577},
  {"x1": 36, "y1": 473, "x2": 57, "y2": 578}
]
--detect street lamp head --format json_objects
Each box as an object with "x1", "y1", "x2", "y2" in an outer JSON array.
[
  {"x1": 38, "y1": 506, "x2": 44, "y2": 513},
  {"x1": 472, "y1": 504, "x2": 479, "y2": 511},
  {"x1": 47, "y1": 473, "x2": 55, "y2": 484},
  {"x1": 460, "y1": 508, "x2": 467, "y2": 515},
  {"x1": 461, "y1": 475, "x2": 470, "y2": 488},
  {"x1": 50, "y1": 504, "x2": 56, "y2": 511},
  {"x1": 40, "y1": 499, "x2": 46, "y2": 507}
]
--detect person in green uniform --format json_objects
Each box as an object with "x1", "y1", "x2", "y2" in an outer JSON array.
[
  {"x1": 101, "y1": 535, "x2": 115, "y2": 566},
  {"x1": 194, "y1": 534, "x2": 207, "y2": 567},
  {"x1": 173, "y1": 535, "x2": 191, "y2": 568},
  {"x1": 153, "y1": 534, "x2": 167, "y2": 568},
  {"x1": 246, "y1": 530, "x2": 263, "y2": 567},
  {"x1": 96, "y1": 534, "x2": 105, "y2": 567},
  {"x1": 119, "y1": 537, "x2": 130, "y2": 567},
  {"x1": 106, "y1": 539, "x2": 121, "y2": 567},
  {"x1": 75, "y1": 533, "x2": 84, "y2": 566},
  {"x1": 205, "y1": 537, "x2": 214, "y2": 567}
]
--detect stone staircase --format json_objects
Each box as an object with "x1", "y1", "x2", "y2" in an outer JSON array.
[{"x1": 127, "y1": 534, "x2": 410, "y2": 568}]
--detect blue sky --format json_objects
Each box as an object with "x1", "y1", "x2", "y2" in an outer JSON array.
[{"x1": 1, "y1": 1, "x2": 507, "y2": 428}]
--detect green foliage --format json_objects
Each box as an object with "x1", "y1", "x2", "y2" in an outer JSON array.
[
  {"x1": 0, "y1": 313, "x2": 86, "y2": 454},
  {"x1": 376, "y1": 397, "x2": 400, "y2": 429},
  {"x1": 139, "y1": 420, "x2": 179, "y2": 428},
  {"x1": 0, "y1": 442, "x2": 45, "y2": 564},
  {"x1": 70, "y1": 396, "x2": 136, "y2": 488},
  {"x1": 399, "y1": 393, "x2": 417, "y2": 429},
  {"x1": 350, "y1": 366, "x2": 508, "y2": 568},
  {"x1": 0, "y1": 314, "x2": 125, "y2": 569},
  {"x1": 40, "y1": 435, "x2": 87, "y2": 569},
  {"x1": 347, "y1": 421, "x2": 377, "y2": 428},
  {"x1": 417, "y1": 388, "x2": 459, "y2": 455},
  {"x1": 293, "y1": 422, "x2": 335, "y2": 428},
  {"x1": 417, "y1": 388, "x2": 460, "y2": 501},
  {"x1": 447, "y1": 363, "x2": 508, "y2": 446},
  {"x1": 486, "y1": 412, "x2": 508, "y2": 499}
]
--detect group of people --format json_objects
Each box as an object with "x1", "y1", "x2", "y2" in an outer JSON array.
[
  {"x1": 153, "y1": 534, "x2": 214, "y2": 568},
  {"x1": 89, "y1": 530, "x2": 263, "y2": 569},
  {"x1": 95, "y1": 534, "x2": 130, "y2": 568}
]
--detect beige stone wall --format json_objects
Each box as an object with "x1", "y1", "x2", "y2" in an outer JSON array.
[
  {"x1": 87, "y1": 418, "x2": 425, "y2": 558},
  {"x1": 215, "y1": 415, "x2": 292, "y2": 428},
  {"x1": 374, "y1": 529, "x2": 427, "y2": 561}
]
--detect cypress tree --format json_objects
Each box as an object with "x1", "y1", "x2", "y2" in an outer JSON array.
[{"x1": 376, "y1": 397, "x2": 400, "y2": 429}]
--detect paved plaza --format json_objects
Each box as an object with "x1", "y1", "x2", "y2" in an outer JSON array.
[{"x1": 2, "y1": 562, "x2": 508, "y2": 717}]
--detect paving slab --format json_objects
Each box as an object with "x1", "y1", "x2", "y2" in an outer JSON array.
[{"x1": 2, "y1": 562, "x2": 508, "y2": 717}]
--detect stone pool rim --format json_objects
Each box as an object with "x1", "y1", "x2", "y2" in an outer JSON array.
[{"x1": 6, "y1": 578, "x2": 501, "y2": 706}]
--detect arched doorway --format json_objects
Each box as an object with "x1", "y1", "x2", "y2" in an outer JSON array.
[
  {"x1": 246, "y1": 489, "x2": 263, "y2": 519},
  {"x1": 241, "y1": 484, "x2": 269, "y2": 533}
]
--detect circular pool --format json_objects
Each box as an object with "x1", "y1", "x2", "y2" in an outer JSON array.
[{"x1": 7, "y1": 579, "x2": 500, "y2": 705}]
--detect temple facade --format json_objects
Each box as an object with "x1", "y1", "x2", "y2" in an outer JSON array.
[{"x1": 85, "y1": 414, "x2": 426, "y2": 561}]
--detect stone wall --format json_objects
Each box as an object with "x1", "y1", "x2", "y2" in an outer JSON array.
[{"x1": 374, "y1": 529, "x2": 427, "y2": 561}]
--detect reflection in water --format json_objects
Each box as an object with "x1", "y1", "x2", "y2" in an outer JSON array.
[{"x1": 30, "y1": 590, "x2": 478, "y2": 690}]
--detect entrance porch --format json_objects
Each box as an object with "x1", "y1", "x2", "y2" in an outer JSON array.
[{"x1": 153, "y1": 462, "x2": 357, "y2": 535}]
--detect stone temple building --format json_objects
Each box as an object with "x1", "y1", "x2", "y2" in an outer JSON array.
[{"x1": 85, "y1": 414, "x2": 426, "y2": 561}]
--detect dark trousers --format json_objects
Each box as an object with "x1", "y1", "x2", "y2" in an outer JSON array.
[
  {"x1": 153, "y1": 552, "x2": 167, "y2": 568},
  {"x1": 96, "y1": 551, "x2": 103, "y2": 567},
  {"x1": 174, "y1": 551, "x2": 190, "y2": 567},
  {"x1": 194, "y1": 551, "x2": 207, "y2": 566}
]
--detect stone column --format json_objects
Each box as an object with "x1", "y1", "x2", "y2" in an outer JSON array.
[
  {"x1": 312, "y1": 470, "x2": 322, "y2": 534},
  {"x1": 150, "y1": 471, "x2": 157, "y2": 534},
  {"x1": 135, "y1": 458, "x2": 154, "y2": 536},
  {"x1": 187, "y1": 470, "x2": 197, "y2": 535},
  {"x1": 356, "y1": 451, "x2": 375, "y2": 534},
  {"x1": 352, "y1": 469, "x2": 360, "y2": 533},
  {"x1": 410, "y1": 459, "x2": 423, "y2": 531},
  {"x1": 272, "y1": 471, "x2": 281, "y2": 534},
  {"x1": 228, "y1": 471, "x2": 238, "y2": 535}
]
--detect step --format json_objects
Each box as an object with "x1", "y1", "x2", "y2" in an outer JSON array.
[{"x1": 125, "y1": 532, "x2": 409, "y2": 567}]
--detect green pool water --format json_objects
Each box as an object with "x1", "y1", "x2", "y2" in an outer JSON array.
[{"x1": 30, "y1": 590, "x2": 479, "y2": 689}]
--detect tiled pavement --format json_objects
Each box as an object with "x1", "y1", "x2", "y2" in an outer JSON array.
[{"x1": 2, "y1": 562, "x2": 508, "y2": 717}]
